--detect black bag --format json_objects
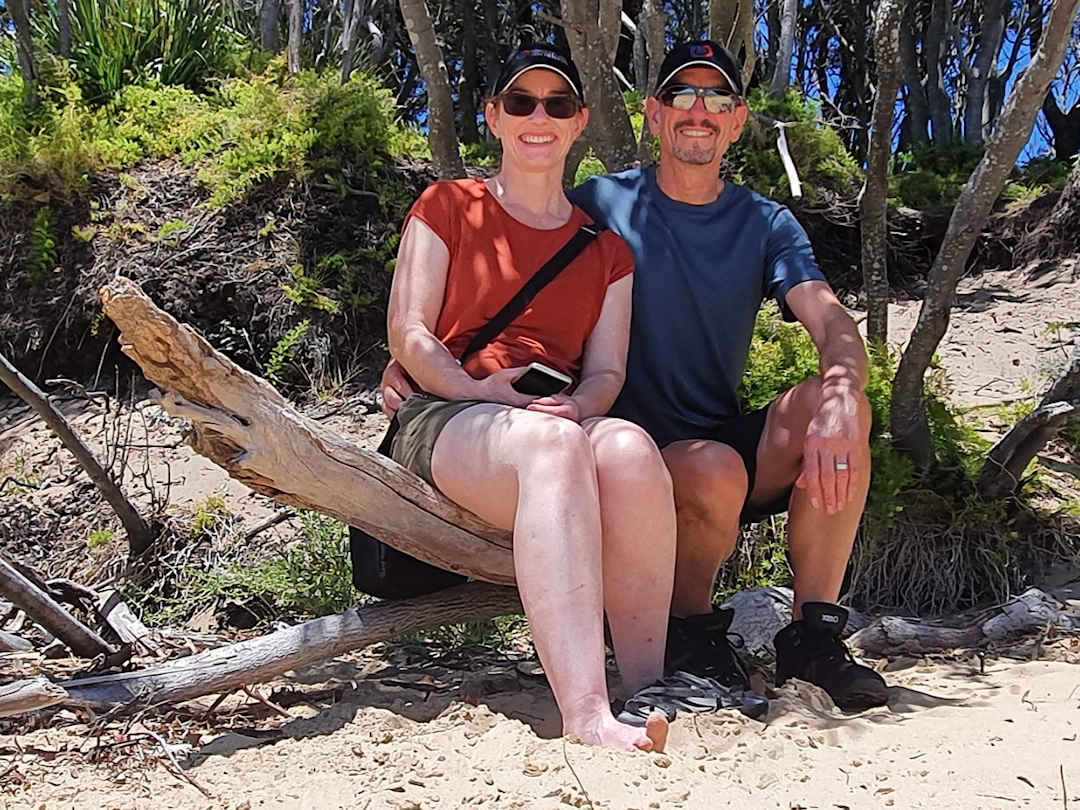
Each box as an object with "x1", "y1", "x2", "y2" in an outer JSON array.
[{"x1": 350, "y1": 223, "x2": 606, "y2": 599}]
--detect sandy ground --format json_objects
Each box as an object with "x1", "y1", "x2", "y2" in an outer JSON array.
[{"x1": 1, "y1": 264, "x2": 1078, "y2": 809}]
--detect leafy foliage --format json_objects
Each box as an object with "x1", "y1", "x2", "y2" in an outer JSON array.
[
  {"x1": 265, "y1": 319, "x2": 311, "y2": 383},
  {"x1": 26, "y1": 207, "x2": 58, "y2": 287}
]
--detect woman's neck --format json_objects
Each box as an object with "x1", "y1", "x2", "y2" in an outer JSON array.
[{"x1": 486, "y1": 166, "x2": 572, "y2": 229}]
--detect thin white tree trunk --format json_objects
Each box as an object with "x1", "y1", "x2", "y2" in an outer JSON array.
[{"x1": 769, "y1": 0, "x2": 797, "y2": 97}]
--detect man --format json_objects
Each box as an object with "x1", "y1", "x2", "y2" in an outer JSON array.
[{"x1": 382, "y1": 40, "x2": 888, "y2": 712}]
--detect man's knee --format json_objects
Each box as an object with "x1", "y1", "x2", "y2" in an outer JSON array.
[{"x1": 663, "y1": 440, "x2": 748, "y2": 515}]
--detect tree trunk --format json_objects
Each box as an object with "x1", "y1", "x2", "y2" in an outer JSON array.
[
  {"x1": 899, "y1": 6, "x2": 930, "y2": 144},
  {"x1": 977, "y1": 338, "x2": 1080, "y2": 499},
  {"x1": 860, "y1": 0, "x2": 906, "y2": 347},
  {"x1": 58, "y1": 0, "x2": 71, "y2": 58},
  {"x1": 260, "y1": 0, "x2": 282, "y2": 52},
  {"x1": 340, "y1": 0, "x2": 360, "y2": 85},
  {"x1": 399, "y1": 0, "x2": 465, "y2": 179},
  {"x1": 924, "y1": 0, "x2": 954, "y2": 144},
  {"x1": 287, "y1": 0, "x2": 302, "y2": 73},
  {"x1": 769, "y1": 0, "x2": 798, "y2": 97},
  {"x1": 7, "y1": 0, "x2": 38, "y2": 110},
  {"x1": 0, "y1": 679, "x2": 68, "y2": 718},
  {"x1": 962, "y1": 0, "x2": 1007, "y2": 143},
  {"x1": 1042, "y1": 92, "x2": 1080, "y2": 160},
  {"x1": 635, "y1": 0, "x2": 665, "y2": 163},
  {"x1": 561, "y1": 0, "x2": 638, "y2": 172},
  {"x1": 98, "y1": 278, "x2": 514, "y2": 583},
  {"x1": 0, "y1": 352, "x2": 155, "y2": 556},
  {"x1": 458, "y1": 0, "x2": 481, "y2": 144},
  {"x1": 0, "y1": 556, "x2": 114, "y2": 659},
  {"x1": 890, "y1": 0, "x2": 1080, "y2": 467}
]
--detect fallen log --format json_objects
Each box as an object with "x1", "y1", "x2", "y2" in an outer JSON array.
[
  {"x1": 0, "y1": 555, "x2": 114, "y2": 659},
  {"x1": 0, "y1": 629, "x2": 32, "y2": 652},
  {"x1": 96, "y1": 589, "x2": 160, "y2": 656},
  {"x1": 99, "y1": 277, "x2": 515, "y2": 584},
  {"x1": 0, "y1": 678, "x2": 68, "y2": 718},
  {"x1": 849, "y1": 588, "x2": 1080, "y2": 656},
  {"x1": 41, "y1": 582, "x2": 521, "y2": 713}
]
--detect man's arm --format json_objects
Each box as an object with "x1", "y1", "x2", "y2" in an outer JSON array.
[{"x1": 784, "y1": 280, "x2": 871, "y2": 514}]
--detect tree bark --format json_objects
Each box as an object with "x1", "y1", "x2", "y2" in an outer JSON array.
[
  {"x1": 769, "y1": 0, "x2": 798, "y2": 97},
  {"x1": 635, "y1": 0, "x2": 665, "y2": 163},
  {"x1": 0, "y1": 679, "x2": 68, "y2": 718},
  {"x1": 891, "y1": 0, "x2": 1080, "y2": 467},
  {"x1": 1042, "y1": 92, "x2": 1080, "y2": 160},
  {"x1": 58, "y1": 0, "x2": 71, "y2": 58},
  {"x1": 340, "y1": 0, "x2": 360, "y2": 85},
  {"x1": 98, "y1": 278, "x2": 514, "y2": 583},
  {"x1": 924, "y1": 0, "x2": 954, "y2": 144},
  {"x1": 46, "y1": 583, "x2": 521, "y2": 713},
  {"x1": 399, "y1": 0, "x2": 466, "y2": 179},
  {"x1": 0, "y1": 556, "x2": 114, "y2": 660},
  {"x1": 7, "y1": 0, "x2": 38, "y2": 110},
  {"x1": 899, "y1": 6, "x2": 930, "y2": 144},
  {"x1": 260, "y1": 0, "x2": 282, "y2": 52},
  {"x1": 287, "y1": 0, "x2": 302, "y2": 73},
  {"x1": 977, "y1": 338, "x2": 1080, "y2": 499},
  {"x1": 561, "y1": 0, "x2": 638, "y2": 172},
  {"x1": 0, "y1": 352, "x2": 155, "y2": 555},
  {"x1": 457, "y1": 0, "x2": 481, "y2": 144},
  {"x1": 962, "y1": 0, "x2": 1007, "y2": 143},
  {"x1": 860, "y1": 0, "x2": 906, "y2": 347}
]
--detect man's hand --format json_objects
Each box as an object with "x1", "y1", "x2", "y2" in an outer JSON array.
[
  {"x1": 795, "y1": 386, "x2": 869, "y2": 515},
  {"x1": 379, "y1": 358, "x2": 415, "y2": 418},
  {"x1": 526, "y1": 394, "x2": 583, "y2": 422}
]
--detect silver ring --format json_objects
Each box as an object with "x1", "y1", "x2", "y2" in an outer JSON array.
[{"x1": 834, "y1": 460, "x2": 849, "y2": 471}]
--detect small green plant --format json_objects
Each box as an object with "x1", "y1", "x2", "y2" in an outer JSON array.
[
  {"x1": 281, "y1": 265, "x2": 340, "y2": 313},
  {"x1": 265, "y1": 319, "x2": 310, "y2": 383},
  {"x1": 190, "y1": 494, "x2": 231, "y2": 539},
  {"x1": 27, "y1": 208, "x2": 58, "y2": 286},
  {"x1": 88, "y1": 527, "x2": 116, "y2": 548},
  {"x1": 157, "y1": 219, "x2": 189, "y2": 238}
]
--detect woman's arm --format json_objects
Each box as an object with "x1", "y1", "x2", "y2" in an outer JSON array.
[
  {"x1": 527, "y1": 274, "x2": 632, "y2": 422},
  {"x1": 387, "y1": 217, "x2": 533, "y2": 406}
]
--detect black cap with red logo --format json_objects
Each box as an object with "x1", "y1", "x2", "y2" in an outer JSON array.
[
  {"x1": 654, "y1": 40, "x2": 743, "y2": 97},
  {"x1": 491, "y1": 44, "x2": 585, "y2": 102}
]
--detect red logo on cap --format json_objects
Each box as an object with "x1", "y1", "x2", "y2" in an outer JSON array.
[{"x1": 690, "y1": 44, "x2": 714, "y2": 58}]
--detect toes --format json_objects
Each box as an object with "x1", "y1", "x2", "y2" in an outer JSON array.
[{"x1": 642, "y1": 710, "x2": 668, "y2": 752}]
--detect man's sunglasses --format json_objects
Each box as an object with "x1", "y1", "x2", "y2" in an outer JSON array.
[
  {"x1": 658, "y1": 85, "x2": 741, "y2": 114},
  {"x1": 499, "y1": 91, "x2": 581, "y2": 119}
]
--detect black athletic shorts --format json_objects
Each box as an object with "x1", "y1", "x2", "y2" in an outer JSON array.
[{"x1": 665, "y1": 403, "x2": 793, "y2": 526}]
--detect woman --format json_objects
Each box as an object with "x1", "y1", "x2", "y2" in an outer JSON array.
[{"x1": 386, "y1": 45, "x2": 675, "y2": 752}]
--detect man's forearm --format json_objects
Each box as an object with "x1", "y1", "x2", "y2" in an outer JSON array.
[{"x1": 817, "y1": 314, "x2": 868, "y2": 394}]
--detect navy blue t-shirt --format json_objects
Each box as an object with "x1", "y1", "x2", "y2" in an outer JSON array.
[{"x1": 568, "y1": 167, "x2": 825, "y2": 447}]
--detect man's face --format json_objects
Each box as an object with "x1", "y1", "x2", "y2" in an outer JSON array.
[{"x1": 645, "y1": 67, "x2": 747, "y2": 168}]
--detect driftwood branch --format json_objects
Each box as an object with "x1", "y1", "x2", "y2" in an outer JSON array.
[
  {"x1": 0, "y1": 350, "x2": 155, "y2": 555},
  {"x1": 849, "y1": 588, "x2": 1079, "y2": 656},
  {"x1": 99, "y1": 277, "x2": 515, "y2": 584},
  {"x1": 0, "y1": 678, "x2": 68, "y2": 718},
  {"x1": 0, "y1": 630, "x2": 32, "y2": 652},
  {"x1": 0, "y1": 555, "x2": 114, "y2": 659},
  {"x1": 39, "y1": 583, "x2": 521, "y2": 713},
  {"x1": 978, "y1": 338, "x2": 1080, "y2": 499}
]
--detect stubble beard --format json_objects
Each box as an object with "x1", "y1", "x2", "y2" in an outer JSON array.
[{"x1": 670, "y1": 119, "x2": 721, "y2": 165}]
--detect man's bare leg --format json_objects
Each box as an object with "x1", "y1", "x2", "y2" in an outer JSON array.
[
  {"x1": 661, "y1": 441, "x2": 747, "y2": 617},
  {"x1": 749, "y1": 377, "x2": 871, "y2": 619}
]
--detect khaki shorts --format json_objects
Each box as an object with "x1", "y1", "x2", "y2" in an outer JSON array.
[{"x1": 389, "y1": 394, "x2": 486, "y2": 486}]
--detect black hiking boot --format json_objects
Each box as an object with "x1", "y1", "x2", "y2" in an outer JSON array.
[
  {"x1": 773, "y1": 602, "x2": 889, "y2": 711},
  {"x1": 665, "y1": 607, "x2": 752, "y2": 690}
]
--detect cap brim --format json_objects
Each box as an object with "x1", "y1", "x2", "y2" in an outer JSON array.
[
  {"x1": 656, "y1": 61, "x2": 739, "y2": 95},
  {"x1": 499, "y1": 65, "x2": 583, "y2": 101}
]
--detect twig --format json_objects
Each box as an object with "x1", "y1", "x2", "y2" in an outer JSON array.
[
  {"x1": 1062, "y1": 763, "x2": 1069, "y2": 810},
  {"x1": 243, "y1": 510, "x2": 292, "y2": 541},
  {"x1": 242, "y1": 685, "x2": 292, "y2": 719},
  {"x1": 561, "y1": 737, "x2": 595, "y2": 810},
  {"x1": 142, "y1": 727, "x2": 213, "y2": 799}
]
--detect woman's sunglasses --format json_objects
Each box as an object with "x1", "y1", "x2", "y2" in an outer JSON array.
[
  {"x1": 499, "y1": 91, "x2": 581, "y2": 120},
  {"x1": 658, "y1": 85, "x2": 741, "y2": 114}
]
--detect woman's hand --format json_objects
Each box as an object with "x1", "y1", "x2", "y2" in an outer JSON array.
[
  {"x1": 526, "y1": 394, "x2": 583, "y2": 422},
  {"x1": 474, "y1": 367, "x2": 538, "y2": 408}
]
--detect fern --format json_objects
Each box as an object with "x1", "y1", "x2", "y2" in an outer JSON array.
[
  {"x1": 265, "y1": 319, "x2": 310, "y2": 383},
  {"x1": 27, "y1": 208, "x2": 58, "y2": 287}
]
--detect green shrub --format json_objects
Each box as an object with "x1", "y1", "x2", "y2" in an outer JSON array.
[
  {"x1": 0, "y1": 76, "x2": 32, "y2": 165},
  {"x1": 738, "y1": 302, "x2": 819, "y2": 410},
  {"x1": 26, "y1": 207, "x2": 58, "y2": 287},
  {"x1": 265, "y1": 319, "x2": 311, "y2": 383},
  {"x1": 726, "y1": 88, "x2": 863, "y2": 201},
  {"x1": 890, "y1": 142, "x2": 984, "y2": 208}
]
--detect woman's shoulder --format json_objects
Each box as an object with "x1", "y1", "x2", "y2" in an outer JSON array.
[{"x1": 419, "y1": 177, "x2": 487, "y2": 204}]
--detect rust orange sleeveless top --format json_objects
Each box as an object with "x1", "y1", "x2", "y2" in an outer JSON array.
[{"x1": 404, "y1": 178, "x2": 634, "y2": 382}]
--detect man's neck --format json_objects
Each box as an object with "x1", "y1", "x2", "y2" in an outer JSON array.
[{"x1": 654, "y1": 160, "x2": 725, "y2": 205}]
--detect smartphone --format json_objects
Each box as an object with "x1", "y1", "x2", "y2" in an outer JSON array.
[{"x1": 511, "y1": 362, "x2": 573, "y2": 396}]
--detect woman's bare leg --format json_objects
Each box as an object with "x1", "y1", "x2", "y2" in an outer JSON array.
[
  {"x1": 430, "y1": 404, "x2": 666, "y2": 751},
  {"x1": 583, "y1": 418, "x2": 676, "y2": 696}
]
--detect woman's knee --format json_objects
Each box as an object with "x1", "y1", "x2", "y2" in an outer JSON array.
[
  {"x1": 513, "y1": 412, "x2": 593, "y2": 471},
  {"x1": 589, "y1": 419, "x2": 672, "y2": 494}
]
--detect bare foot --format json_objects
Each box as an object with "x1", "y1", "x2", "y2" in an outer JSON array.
[{"x1": 566, "y1": 709, "x2": 668, "y2": 752}]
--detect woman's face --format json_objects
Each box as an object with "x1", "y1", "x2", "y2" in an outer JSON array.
[{"x1": 485, "y1": 69, "x2": 588, "y2": 174}]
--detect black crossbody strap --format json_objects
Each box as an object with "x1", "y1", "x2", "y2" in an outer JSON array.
[{"x1": 457, "y1": 222, "x2": 605, "y2": 364}]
